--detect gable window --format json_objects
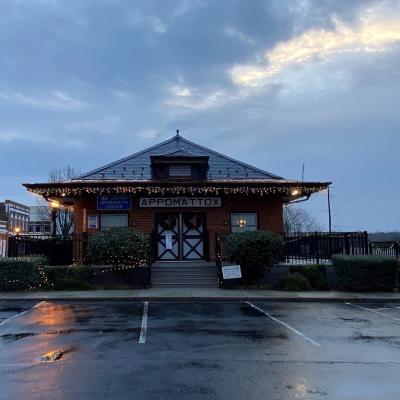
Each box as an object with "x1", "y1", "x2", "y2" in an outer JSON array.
[
  {"x1": 230, "y1": 213, "x2": 258, "y2": 232},
  {"x1": 100, "y1": 214, "x2": 128, "y2": 230},
  {"x1": 169, "y1": 164, "x2": 192, "y2": 177}
]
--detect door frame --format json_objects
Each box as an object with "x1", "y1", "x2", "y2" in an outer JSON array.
[{"x1": 154, "y1": 212, "x2": 207, "y2": 261}]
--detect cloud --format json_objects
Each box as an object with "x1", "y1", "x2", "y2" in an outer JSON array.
[
  {"x1": 67, "y1": 115, "x2": 120, "y2": 135},
  {"x1": 165, "y1": 84, "x2": 240, "y2": 111},
  {"x1": 0, "y1": 130, "x2": 83, "y2": 147},
  {"x1": 0, "y1": 90, "x2": 89, "y2": 111},
  {"x1": 230, "y1": 10, "x2": 400, "y2": 87},
  {"x1": 223, "y1": 27, "x2": 254, "y2": 44},
  {"x1": 128, "y1": 11, "x2": 168, "y2": 34}
]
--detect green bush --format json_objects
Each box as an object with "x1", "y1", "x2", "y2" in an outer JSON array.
[
  {"x1": 0, "y1": 256, "x2": 47, "y2": 291},
  {"x1": 277, "y1": 272, "x2": 311, "y2": 291},
  {"x1": 290, "y1": 264, "x2": 329, "y2": 290},
  {"x1": 332, "y1": 255, "x2": 399, "y2": 292},
  {"x1": 87, "y1": 227, "x2": 151, "y2": 267},
  {"x1": 226, "y1": 230, "x2": 284, "y2": 281},
  {"x1": 44, "y1": 265, "x2": 93, "y2": 290}
]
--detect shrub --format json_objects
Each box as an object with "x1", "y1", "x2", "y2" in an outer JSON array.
[
  {"x1": 226, "y1": 230, "x2": 284, "y2": 281},
  {"x1": 277, "y1": 272, "x2": 311, "y2": 291},
  {"x1": 290, "y1": 264, "x2": 329, "y2": 290},
  {"x1": 87, "y1": 228, "x2": 151, "y2": 267},
  {"x1": 0, "y1": 256, "x2": 47, "y2": 291},
  {"x1": 44, "y1": 265, "x2": 93, "y2": 290},
  {"x1": 332, "y1": 254, "x2": 399, "y2": 292}
]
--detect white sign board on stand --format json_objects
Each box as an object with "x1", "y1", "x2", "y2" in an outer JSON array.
[{"x1": 222, "y1": 265, "x2": 242, "y2": 280}]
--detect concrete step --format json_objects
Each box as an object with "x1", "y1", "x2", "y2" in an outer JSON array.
[
  {"x1": 152, "y1": 277, "x2": 217, "y2": 282},
  {"x1": 152, "y1": 262, "x2": 215, "y2": 268},
  {"x1": 152, "y1": 269, "x2": 217, "y2": 274},
  {"x1": 152, "y1": 283, "x2": 218, "y2": 288},
  {"x1": 151, "y1": 261, "x2": 219, "y2": 288}
]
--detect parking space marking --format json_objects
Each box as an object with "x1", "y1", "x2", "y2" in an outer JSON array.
[
  {"x1": 0, "y1": 301, "x2": 46, "y2": 327},
  {"x1": 345, "y1": 302, "x2": 400, "y2": 322},
  {"x1": 245, "y1": 301, "x2": 321, "y2": 347},
  {"x1": 138, "y1": 301, "x2": 149, "y2": 344}
]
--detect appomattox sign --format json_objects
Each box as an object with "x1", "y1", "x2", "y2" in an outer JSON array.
[{"x1": 139, "y1": 197, "x2": 221, "y2": 208}]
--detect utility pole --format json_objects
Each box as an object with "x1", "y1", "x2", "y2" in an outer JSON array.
[{"x1": 327, "y1": 186, "x2": 332, "y2": 234}]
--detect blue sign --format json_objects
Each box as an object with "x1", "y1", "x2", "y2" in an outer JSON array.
[{"x1": 97, "y1": 195, "x2": 132, "y2": 210}]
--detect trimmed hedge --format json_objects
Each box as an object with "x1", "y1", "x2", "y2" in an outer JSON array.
[
  {"x1": 226, "y1": 230, "x2": 284, "y2": 281},
  {"x1": 0, "y1": 256, "x2": 47, "y2": 291},
  {"x1": 332, "y1": 254, "x2": 399, "y2": 292},
  {"x1": 44, "y1": 265, "x2": 93, "y2": 290},
  {"x1": 276, "y1": 272, "x2": 311, "y2": 291},
  {"x1": 88, "y1": 227, "x2": 151, "y2": 267},
  {"x1": 290, "y1": 264, "x2": 329, "y2": 290}
]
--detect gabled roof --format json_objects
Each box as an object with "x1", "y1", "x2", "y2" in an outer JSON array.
[{"x1": 76, "y1": 134, "x2": 283, "y2": 181}]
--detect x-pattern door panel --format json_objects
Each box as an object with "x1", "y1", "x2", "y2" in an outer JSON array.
[
  {"x1": 182, "y1": 213, "x2": 204, "y2": 260},
  {"x1": 155, "y1": 212, "x2": 205, "y2": 261},
  {"x1": 156, "y1": 213, "x2": 179, "y2": 260}
]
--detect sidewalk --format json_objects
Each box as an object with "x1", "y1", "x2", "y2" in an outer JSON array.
[{"x1": 0, "y1": 288, "x2": 400, "y2": 302}]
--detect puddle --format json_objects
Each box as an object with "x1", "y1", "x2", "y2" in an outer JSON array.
[
  {"x1": 39, "y1": 349, "x2": 64, "y2": 363},
  {"x1": 352, "y1": 334, "x2": 400, "y2": 344},
  {"x1": 1, "y1": 332, "x2": 36, "y2": 342},
  {"x1": 358, "y1": 303, "x2": 391, "y2": 310},
  {"x1": 0, "y1": 307, "x2": 25, "y2": 313},
  {"x1": 339, "y1": 317, "x2": 368, "y2": 323},
  {"x1": 36, "y1": 347, "x2": 77, "y2": 363},
  {"x1": 180, "y1": 361, "x2": 221, "y2": 370}
]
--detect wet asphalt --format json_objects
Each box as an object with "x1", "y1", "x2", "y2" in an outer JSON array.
[{"x1": 1, "y1": 300, "x2": 400, "y2": 399}]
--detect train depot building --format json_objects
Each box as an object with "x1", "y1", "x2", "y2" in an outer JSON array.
[{"x1": 24, "y1": 133, "x2": 329, "y2": 263}]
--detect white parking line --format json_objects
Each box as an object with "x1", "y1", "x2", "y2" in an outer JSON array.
[
  {"x1": 345, "y1": 302, "x2": 400, "y2": 322},
  {"x1": 245, "y1": 301, "x2": 321, "y2": 347},
  {"x1": 0, "y1": 301, "x2": 46, "y2": 327},
  {"x1": 138, "y1": 301, "x2": 149, "y2": 344}
]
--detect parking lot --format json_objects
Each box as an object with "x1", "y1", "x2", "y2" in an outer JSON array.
[{"x1": 1, "y1": 300, "x2": 400, "y2": 399}]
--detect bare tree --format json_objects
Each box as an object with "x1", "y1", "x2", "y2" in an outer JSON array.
[
  {"x1": 36, "y1": 166, "x2": 80, "y2": 236},
  {"x1": 283, "y1": 205, "x2": 323, "y2": 233},
  {"x1": 49, "y1": 167, "x2": 80, "y2": 236}
]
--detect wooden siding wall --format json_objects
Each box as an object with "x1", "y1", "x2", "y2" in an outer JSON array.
[{"x1": 73, "y1": 194, "x2": 284, "y2": 262}]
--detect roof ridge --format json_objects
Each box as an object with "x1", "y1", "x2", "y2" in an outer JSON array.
[
  {"x1": 76, "y1": 135, "x2": 178, "y2": 179},
  {"x1": 177, "y1": 136, "x2": 282, "y2": 179},
  {"x1": 77, "y1": 133, "x2": 283, "y2": 180}
]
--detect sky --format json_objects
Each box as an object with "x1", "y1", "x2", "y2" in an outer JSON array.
[{"x1": 0, "y1": 0, "x2": 399, "y2": 232}]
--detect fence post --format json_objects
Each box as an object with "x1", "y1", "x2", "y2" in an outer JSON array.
[
  {"x1": 345, "y1": 234, "x2": 350, "y2": 255},
  {"x1": 215, "y1": 234, "x2": 223, "y2": 287},
  {"x1": 363, "y1": 231, "x2": 369, "y2": 255},
  {"x1": 395, "y1": 242, "x2": 400, "y2": 259},
  {"x1": 315, "y1": 232, "x2": 320, "y2": 264}
]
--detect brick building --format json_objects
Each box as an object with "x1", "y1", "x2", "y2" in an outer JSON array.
[
  {"x1": 0, "y1": 200, "x2": 30, "y2": 234},
  {"x1": 0, "y1": 220, "x2": 7, "y2": 257},
  {"x1": 29, "y1": 206, "x2": 52, "y2": 235},
  {"x1": 24, "y1": 133, "x2": 329, "y2": 263}
]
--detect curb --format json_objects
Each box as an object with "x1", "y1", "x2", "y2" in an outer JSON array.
[{"x1": 1, "y1": 296, "x2": 400, "y2": 303}]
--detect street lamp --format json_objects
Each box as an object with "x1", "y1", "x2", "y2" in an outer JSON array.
[
  {"x1": 13, "y1": 226, "x2": 21, "y2": 235},
  {"x1": 50, "y1": 201, "x2": 60, "y2": 238}
]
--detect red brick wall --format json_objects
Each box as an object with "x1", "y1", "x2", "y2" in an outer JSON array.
[{"x1": 72, "y1": 194, "x2": 283, "y2": 262}]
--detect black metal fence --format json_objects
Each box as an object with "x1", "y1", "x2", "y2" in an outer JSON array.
[
  {"x1": 369, "y1": 241, "x2": 400, "y2": 259},
  {"x1": 8, "y1": 234, "x2": 73, "y2": 266},
  {"x1": 283, "y1": 231, "x2": 370, "y2": 263},
  {"x1": 216, "y1": 231, "x2": 400, "y2": 266}
]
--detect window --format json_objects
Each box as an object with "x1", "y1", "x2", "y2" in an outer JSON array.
[
  {"x1": 231, "y1": 213, "x2": 258, "y2": 232},
  {"x1": 100, "y1": 214, "x2": 128, "y2": 230},
  {"x1": 169, "y1": 164, "x2": 192, "y2": 177}
]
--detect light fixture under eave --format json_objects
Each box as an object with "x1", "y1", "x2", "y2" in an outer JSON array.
[
  {"x1": 50, "y1": 201, "x2": 60, "y2": 209},
  {"x1": 291, "y1": 189, "x2": 300, "y2": 196}
]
